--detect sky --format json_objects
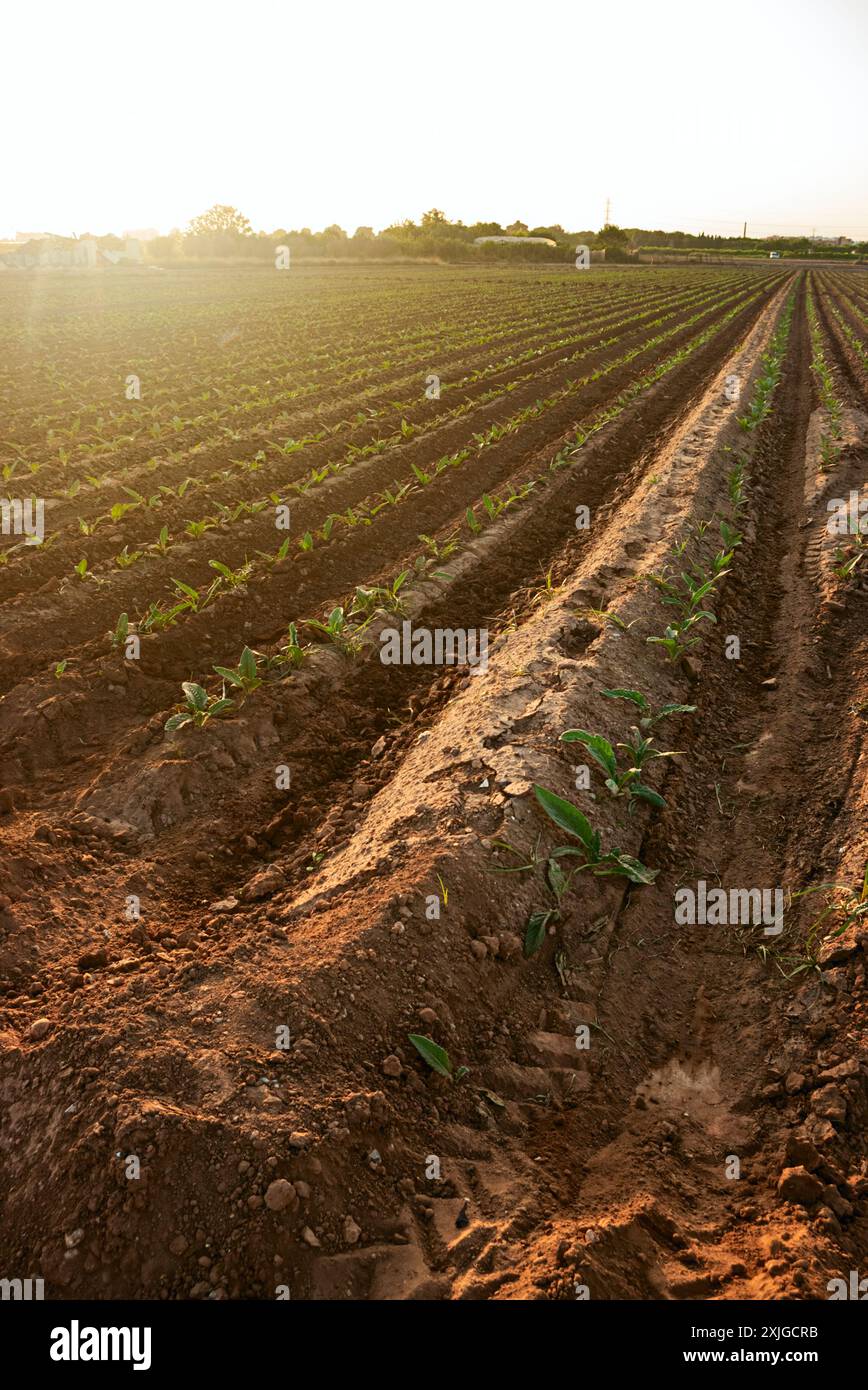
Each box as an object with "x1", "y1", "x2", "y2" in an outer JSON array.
[{"x1": 3, "y1": 0, "x2": 867, "y2": 241}]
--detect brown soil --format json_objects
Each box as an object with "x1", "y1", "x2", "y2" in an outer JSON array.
[{"x1": 0, "y1": 265, "x2": 865, "y2": 1302}]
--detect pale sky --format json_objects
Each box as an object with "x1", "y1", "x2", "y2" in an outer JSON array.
[{"x1": 3, "y1": 0, "x2": 867, "y2": 240}]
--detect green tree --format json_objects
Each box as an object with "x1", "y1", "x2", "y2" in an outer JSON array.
[
  {"x1": 187, "y1": 205, "x2": 252, "y2": 236},
  {"x1": 596, "y1": 222, "x2": 629, "y2": 251}
]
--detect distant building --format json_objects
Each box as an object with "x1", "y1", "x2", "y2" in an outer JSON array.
[
  {"x1": 0, "y1": 236, "x2": 143, "y2": 269},
  {"x1": 473, "y1": 234, "x2": 557, "y2": 248}
]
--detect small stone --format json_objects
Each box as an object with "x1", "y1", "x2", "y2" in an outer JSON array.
[
  {"x1": 293, "y1": 1181, "x2": 311, "y2": 1200},
  {"x1": 265, "y1": 1179, "x2": 296, "y2": 1212},
  {"x1": 810, "y1": 1084, "x2": 847, "y2": 1125},
  {"x1": 470, "y1": 940, "x2": 487, "y2": 960},
  {"x1": 777, "y1": 1166, "x2": 824, "y2": 1206},
  {"x1": 210, "y1": 898, "x2": 238, "y2": 914},
  {"x1": 822, "y1": 1185, "x2": 853, "y2": 1220},
  {"x1": 27, "y1": 1018, "x2": 52, "y2": 1041},
  {"x1": 77, "y1": 949, "x2": 107, "y2": 971},
  {"x1": 343, "y1": 1216, "x2": 361, "y2": 1245},
  {"x1": 301, "y1": 1226, "x2": 320, "y2": 1248},
  {"x1": 169, "y1": 1235, "x2": 188, "y2": 1255},
  {"x1": 240, "y1": 865, "x2": 285, "y2": 903},
  {"x1": 784, "y1": 1136, "x2": 820, "y2": 1171},
  {"x1": 382, "y1": 1055, "x2": 403, "y2": 1078}
]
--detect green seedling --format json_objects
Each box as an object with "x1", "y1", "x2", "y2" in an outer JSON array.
[
  {"x1": 779, "y1": 861, "x2": 868, "y2": 977},
  {"x1": 213, "y1": 645, "x2": 262, "y2": 694},
  {"x1": 209, "y1": 558, "x2": 254, "y2": 588},
  {"x1": 408, "y1": 1034, "x2": 468, "y2": 1082},
  {"x1": 164, "y1": 682, "x2": 234, "y2": 732},
  {"x1": 109, "y1": 613, "x2": 129, "y2": 648},
  {"x1": 349, "y1": 570, "x2": 410, "y2": 618},
  {"x1": 646, "y1": 616, "x2": 706, "y2": 662},
  {"x1": 601, "y1": 688, "x2": 696, "y2": 729},
  {"x1": 560, "y1": 726, "x2": 680, "y2": 809},
  {"x1": 533, "y1": 784, "x2": 657, "y2": 884},
  {"x1": 276, "y1": 622, "x2": 307, "y2": 669},
  {"x1": 305, "y1": 605, "x2": 364, "y2": 655}
]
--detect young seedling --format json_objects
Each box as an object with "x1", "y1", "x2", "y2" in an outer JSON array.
[
  {"x1": 213, "y1": 645, "x2": 262, "y2": 694},
  {"x1": 209, "y1": 558, "x2": 254, "y2": 588},
  {"x1": 349, "y1": 570, "x2": 410, "y2": 618},
  {"x1": 533, "y1": 784, "x2": 657, "y2": 884},
  {"x1": 646, "y1": 617, "x2": 706, "y2": 662},
  {"x1": 109, "y1": 613, "x2": 130, "y2": 648},
  {"x1": 276, "y1": 622, "x2": 307, "y2": 669},
  {"x1": 560, "y1": 726, "x2": 680, "y2": 810},
  {"x1": 164, "y1": 682, "x2": 234, "y2": 732},
  {"x1": 305, "y1": 606, "x2": 364, "y2": 655},
  {"x1": 600, "y1": 688, "x2": 696, "y2": 729},
  {"x1": 408, "y1": 1034, "x2": 468, "y2": 1082},
  {"x1": 778, "y1": 861, "x2": 868, "y2": 977}
]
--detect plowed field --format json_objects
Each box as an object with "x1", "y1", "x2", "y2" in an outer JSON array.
[{"x1": 1, "y1": 262, "x2": 865, "y2": 1301}]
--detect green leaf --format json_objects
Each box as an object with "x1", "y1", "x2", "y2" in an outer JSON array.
[
  {"x1": 599, "y1": 852, "x2": 658, "y2": 885},
  {"x1": 533, "y1": 785, "x2": 597, "y2": 856},
  {"x1": 239, "y1": 646, "x2": 257, "y2": 681},
  {"x1": 213, "y1": 666, "x2": 244, "y2": 687},
  {"x1": 182, "y1": 681, "x2": 208, "y2": 710},
  {"x1": 546, "y1": 858, "x2": 567, "y2": 901},
  {"x1": 631, "y1": 784, "x2": 666, "y2": 808},
  {"x1": 165, "y1": 711, "x2": 191, "y2": 731},
  {"x1": 559, "y1": 729, "x2": 617, "y2": 779},
  {"x1": 524, "y1": 910, "x2": 552, "y2": 957},
  {"x1": 408, "y1": 1034, "x2": 452, "y2": 1077},
  {"x1": 601, "y1": 688, "x2": 648, "y2": 710},
  {"x1": 209, "y1": 697, "x2": 235, "y2": 716}
]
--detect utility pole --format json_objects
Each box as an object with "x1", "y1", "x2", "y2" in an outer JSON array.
[
  {"x1": 604, "y1": 196, "x2": 611, "y2": 226},
  {"x1": 742, "y1": 221, "x2": 747, "y2": 239}
]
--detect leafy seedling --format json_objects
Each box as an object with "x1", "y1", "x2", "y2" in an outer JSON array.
[
  {"x1": 213, "y1": 645, "x2": 262, "y2": 694},
  {"x1": 408, "y1": 1034, "x2": 468, "y2": 1082},
  {"x1": 165, "y1": 682, "x2": 234, "y2": 732}
]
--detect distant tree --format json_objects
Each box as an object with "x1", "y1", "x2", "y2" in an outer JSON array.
[
  {"x1": 421, "y1": 208, "x2": 448, "y2": 227},
  {"x1": 596, "y1": 223, "x2": 629, "y2": 251},
  {"x1": 506, "y1": 220, "x2": 528, "y2": 235},
  {"x1": 187, "y1": 205, "x2": 252, "y2": 237},
  {"x1": 353, "y1": 226, "x2": 375, "y2": 239}
]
